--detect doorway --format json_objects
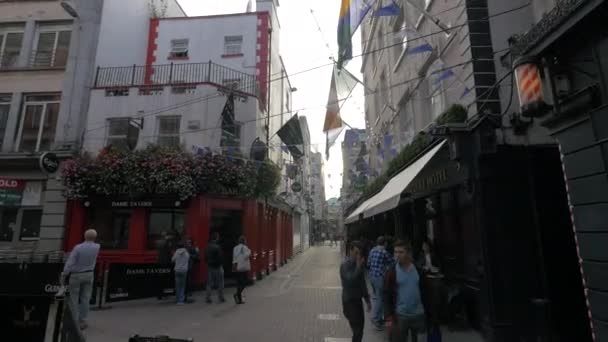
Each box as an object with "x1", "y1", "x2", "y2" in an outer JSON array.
[{"x1": 210, "y1": 209, "x2": 243, "y2": 280}]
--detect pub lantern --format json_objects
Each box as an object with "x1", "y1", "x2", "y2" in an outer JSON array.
[{"x1": 513, "y1": 56, "x2": 548, "y2": 117}]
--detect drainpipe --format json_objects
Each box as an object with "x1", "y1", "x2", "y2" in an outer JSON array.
[{"x1": 266, "y1": 26, "x2": 273, "y2": 159}]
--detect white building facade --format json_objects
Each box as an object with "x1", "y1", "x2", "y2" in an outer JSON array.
[
  {"x1": 0, "y1": 0, "x2": 110, "y2": 253},
  {"x1": 83, "y1": 0, "x2": 290, "y2": 162}
]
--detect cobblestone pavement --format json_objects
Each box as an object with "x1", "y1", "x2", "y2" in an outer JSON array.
[{"x1": 85, "y1": 246, "x2": 483, "y2": 342}]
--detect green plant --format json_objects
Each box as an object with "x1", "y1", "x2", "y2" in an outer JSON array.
[
  {"x1": 61, "y1": 145, "x2": 281, "y2": 201},
  {"x1": 361, "y1": 103, "x2": 468, "y2": 199}
]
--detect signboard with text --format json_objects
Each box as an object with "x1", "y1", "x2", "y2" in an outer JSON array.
[
  {"x1": 0, "y1": 178, "x2": 25, "y2": 206},
  {"x1": 106, "y1": 263, "x2": 174, "y2": 302}
]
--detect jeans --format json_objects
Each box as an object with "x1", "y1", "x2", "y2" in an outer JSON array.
[
  {"x1": 206, "y1": 266, "x2": 225, "y2": 300},
  {"x1": 174, "y1": 272, "x2": 187, "y2": 304},
  {"x1": 235, "y1": 271, "x2": 248, "y2": 302},
  {"x1": 394, "y1": 314, "x2": 426, "y2": 342},
  {"x1": 370, "y1": 274, "x2": 384, "y2": 324},
  {"x1": 68, "y1": 272, "x2": 94, "y2": 323},
  {"x1": 343, "y1": 299, "x2": 365, "y2": 342}
]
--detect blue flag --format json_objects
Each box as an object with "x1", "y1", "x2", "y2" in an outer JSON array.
[
  {"x1": 374, "y1": 2, "x2": 400, "y2": 16},
  {"x1": 434, "y1": 69, "x2": 455, "y2": 85},
  {"x1": 407, "y1": 43, "x2": 433, "y2": 55}
]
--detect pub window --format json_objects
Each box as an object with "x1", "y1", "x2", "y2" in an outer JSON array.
[
  {"x1": 147, "y1": 210, "x2": 185, "y2": 249},
  {"x1": 89, "y1": 208, "x2": 131, "y2": 250},
  {"x1": 19, "y1": 209, "x2": 42, "y2": 241},
  {"x1": 0, "y1": 208, "x2": 18, "y2": 242}
]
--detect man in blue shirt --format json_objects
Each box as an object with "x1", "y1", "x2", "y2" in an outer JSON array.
[
  {"x1": 384, "y1": 240, "x2": 425, "y2": 342},
  {"x1": 62, "y1": 229, "x2": 100, "y2": 330},
  {"x1": 367, "y1": 236, "x2": 393, "y2": 330}
]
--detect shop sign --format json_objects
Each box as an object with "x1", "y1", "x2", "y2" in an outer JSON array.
[
  {"x1": 0, "y1": 178, "x2": 26, "y2": 207},
  {"x1": 106, "y1": 263, "x2": 173, "y2": 302},
  {"x1": 0, "y1": 263, "x2": 64, "y2": 296},
  {"x1": 0, "y1": 297, "x2": 51, "y2": 342},
  {"x1": 39, "y1": 152, "x2": 59, "y2": 174},
  {"x1": 408, "y1": 169, "x2": 450, "y2": 194},
  {"x1": 85, "y1": 197, "x2": 185, "y2": 209}
]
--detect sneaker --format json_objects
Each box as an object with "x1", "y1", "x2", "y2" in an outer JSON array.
[
  {"x1": 206, "y1": 298, "x2": 212, "y2": 304},
  {"x1": 373, "y1": 323, "x2": 384, "y2": 331},
  {"x1": 219, "y1": 297, "x2": 226, "y2": 303},
  {"x1": 79, "y1": 321, "x2": 88, "y2": 330},
  {"x1": 176, "y1": 302, "x2": 185, "y2": 305}
]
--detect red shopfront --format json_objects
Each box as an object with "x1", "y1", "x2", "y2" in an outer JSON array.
[{"x1": 63, "y1": 195, "x2": 293, "y2": 288}]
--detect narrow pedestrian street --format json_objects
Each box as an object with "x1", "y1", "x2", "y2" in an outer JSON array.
[{"x1": 85, "y1": 246, "x2": 483, "y2": 342}]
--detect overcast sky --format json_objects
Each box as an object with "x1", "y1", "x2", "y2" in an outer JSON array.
[{"x1": 178, "y1": 0, "x2": 366, "y2": 200}]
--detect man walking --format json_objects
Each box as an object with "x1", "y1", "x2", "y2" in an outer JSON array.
[
  {"x1": 232, "y1": 235, "x2": 251, "y2": 304},
  {"x1": 185, "y1": 237, "x2": 200, "y2": 302},
  {"x1": 205, "y1": 232, "x2": 225, "y2": 303},
  {"x1": 340, "y1": 241, "x2": 371, "y2": 342},
  {"x1": 384, "y1": 240, "x2": 425, "y2": 342},
  {"x1": 62, "y1": 229, "x2": 100, "y2": 330},
  {"x1": 172, "y1": 242, "x2": 190, "y2": 305},
  {"x1": 367, "y1": 236, "x2": 394, "y2": 330}
]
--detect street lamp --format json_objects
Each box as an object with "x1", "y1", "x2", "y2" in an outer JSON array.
[
  {"x1": 60, "y1": 1, "x2": 79, "y2": 18},
  {"x1": 513, "y1": 56, "x2": 547, "y2": 117}
]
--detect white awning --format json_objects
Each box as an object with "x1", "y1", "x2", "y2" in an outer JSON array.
[
  {"x1": 363, "y1": 141, "x2": 446, "y2": 218},
  {"x1": 344, "y1": 197, "x2": 374, "y2": 224}
]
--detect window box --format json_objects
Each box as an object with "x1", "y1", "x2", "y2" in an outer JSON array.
[{"x1": 221, "y1": 53, "x2": 244, "y2": 58}]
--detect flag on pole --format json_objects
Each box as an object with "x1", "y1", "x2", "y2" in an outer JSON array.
[
  {"x1": 277, "y1": 114, "x2": 305, "y2": 159},
  {"x1": 324, "y1": 64, "x2": 359, "y2": 159},
  {"x1": 337, "y1": 0, "x2": 374, "y2": 68}
]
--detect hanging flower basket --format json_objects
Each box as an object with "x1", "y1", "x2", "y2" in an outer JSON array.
[{"x1": 61, "y1": 145, "x2": 281, "y2": 201}]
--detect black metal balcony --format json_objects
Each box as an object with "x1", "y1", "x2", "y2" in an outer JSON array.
[{"x1": 93, "y1": 61, "x2": 259, "y2": 98}]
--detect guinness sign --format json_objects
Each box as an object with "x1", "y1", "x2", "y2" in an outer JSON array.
[{"x1": 39, "y1": 152, "x2": 59, "y2": 174}]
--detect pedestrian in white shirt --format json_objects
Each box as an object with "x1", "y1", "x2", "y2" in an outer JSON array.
[
  {"x1": 62, "y1": 229, "x2": 100, "y2": 330},
  {"x1": 232, "y1": 235, "x2": 251, "y2": 304}
]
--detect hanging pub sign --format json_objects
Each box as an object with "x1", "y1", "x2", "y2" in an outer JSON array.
[
  {"x1": 0, "y1": 178, "x2": 25, "y2": 207},
  {"x1": 291, "y1": 182, "x2": 302, "y2": 193},
  {"x1": 106, "y1": 263, "x2": 174, "y2": 302},
  {"x1": 39, "y1": 152, "x2": 59, "y2": 174}
]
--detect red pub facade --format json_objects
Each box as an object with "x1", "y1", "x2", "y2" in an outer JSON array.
[{"x1": 63, "y1": 195, "x2": 294, "y2": 287}]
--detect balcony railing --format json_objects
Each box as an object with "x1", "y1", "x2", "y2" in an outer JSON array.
[
  {"x1": 0, "y1": 49, "x2": 69, "y2": 70},
  {"x1": 94, "y1": 61, "x2": 259, "y2": 97},
  {"x1": 29, "y1": 49, "x2": 69, "y2": 68}
]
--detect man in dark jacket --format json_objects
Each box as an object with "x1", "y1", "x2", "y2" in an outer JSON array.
[
  {"x1": 341, "y1": 241, "x2": 371, "y2": 342},
  {"x1": 205, "y1": 232, "x2": 225, "y2": 303},
  {"x1": 185, "y1": 237, "x2": 200, "y2": 302},
  {"x1": 157, "y1": 231, "x2": 175, "y2": 300}
]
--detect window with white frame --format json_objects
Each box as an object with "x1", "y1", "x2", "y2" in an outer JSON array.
[
  {"x1": 106, "y1": 118, "x2": 130, "y2": 149},
  {"x1": 0, "y1": 94, "x2": 11, "y2": 150},
  {"x1": 32, "y1": 24, "x2": 71, "y2": 67},
  {"x1": 16, "y1": 94, "x2": 61, "y2": 152},
  {"x1": 0, "y1": 26, "x2": 24, "y2": 68},
  {"x1": 224, "y1": 36, "x2": 243, "y2": 55},
  {"x1": 169, "y1": 39, "x2": 189, "y2": 58},
  {"x1": 156, "y1": 116, "x2": 181, "y2": 147}
]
